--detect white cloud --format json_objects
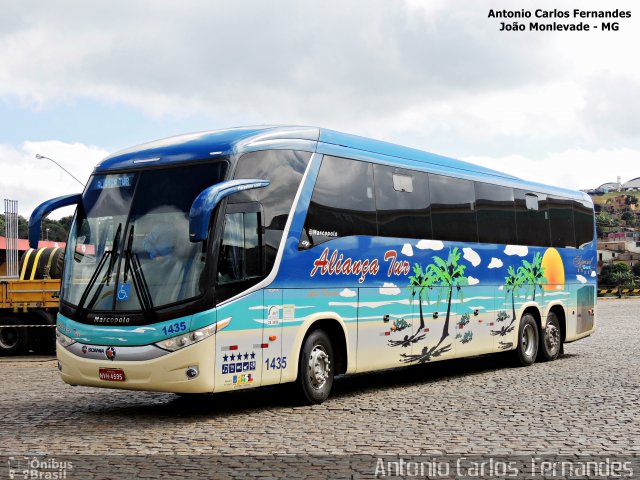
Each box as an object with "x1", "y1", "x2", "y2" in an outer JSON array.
[
  {"x1": 462, "y1": 247, "x2": 480, "y2": 267},
  {"x1": 498, "y1": 285, "x2": 504, "y2": 291},
  {"x1": 339, "y1": 288, "x2": 357, "y2": 298},
  {"x1": 416, "y1": 240, "x2": 444, "y2": 251},
  {"x1": 379, "y1": 282, "x2": 401, "y2": 296},
  {"x1": 0, "y1": 141, "x2": 106, "y2": 218},
  {"x1": 468, "y1": 276, "x2": 480, "y2": 285},
  {"x1": 401, "y1": 243, "x2": 413, "y2": 256},
  {"x1": 504, "y1": 245, "x2": 528, "y2": 257},
  {"x1": 576, "y1": 275, "x2": 587, "y2": 284},
  {"x1": 466, "y1": 147, "x2": 640, "y2": 191},
  {"x1": 488, "y1": 258, "x2": 503, "y2": 269},
  {"x1": 591, "y1": 271, "x2": 596, "y2": 278}
]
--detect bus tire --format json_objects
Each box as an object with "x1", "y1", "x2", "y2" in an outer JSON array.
[
  {"x1": 0, "y1": 317, "x2": 31, "y2": 356},
  {"x1": 540, "y1": 311, "x2": 562, "y2": 361},
  {"x1": 513, "y1": 313, "x2": 538, "y2": 366},
  {"x1": 297, "y1": 329, "x2": 334, "y2": 404}
]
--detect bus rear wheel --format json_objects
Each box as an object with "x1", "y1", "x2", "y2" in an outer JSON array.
[
  {"x1": 513, "y1": 313, "x2": 538, "y2": 366},
  {"x1": 298, "y1": 329, "x2": 334, "y2": 404},
  {"x1": 540, "y1": 311, "x2": 562, "y2": 361}
]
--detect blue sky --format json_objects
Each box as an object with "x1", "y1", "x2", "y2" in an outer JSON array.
[{"x1": 0, "y1": 0, "x2": 638, "y2": 217}]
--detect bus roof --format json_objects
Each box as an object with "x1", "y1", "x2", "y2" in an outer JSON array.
[{"x1": 95, "y1": 125, "x2": 589, "y2": 202}]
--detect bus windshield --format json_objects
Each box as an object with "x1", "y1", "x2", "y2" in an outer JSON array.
[{"x1": 62, "y1": 162, "x2": 228, "y2": 313}]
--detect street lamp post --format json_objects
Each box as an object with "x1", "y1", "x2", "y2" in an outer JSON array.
[
  {"x1": 46, "y1": 228, "x2": 50, "y2": 241},
  {"x1": 35, "y1": 154, "x2": 85, "y2": 188}
]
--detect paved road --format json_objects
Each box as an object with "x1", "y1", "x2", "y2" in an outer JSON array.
[{"x1": 1, "y1": 299, "x2": 638, "y2": 477}]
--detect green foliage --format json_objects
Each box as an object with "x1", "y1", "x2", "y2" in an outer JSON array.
[
  {"x1": 460, "y1": 331, "x2": 473, "y2": 344},
  {"x1": 0, "y1": 213, "x2": 70, "y2": 242},
  {"x1": 427, "y1": 247, "x2": 469, "y2": 304},
  {"x1": 518, "y1": 252, "x2": 546, "y2": 300},
  {"x1": 633, "y1": 263, "x2": 640, "y2": 278},
  {"x1": 457, "y1": 313, "x2": 470, "y2": 328},
  {"x1": 600, "y1": 263, "x2": 633, "y2": 287},
  {"x1": 408, "y1": 263, "x2": 435, "y2": 305}
]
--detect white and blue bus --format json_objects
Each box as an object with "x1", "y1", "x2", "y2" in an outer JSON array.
[{"x1": 30, "y1": 126, "x2": 596, "y2": 403}]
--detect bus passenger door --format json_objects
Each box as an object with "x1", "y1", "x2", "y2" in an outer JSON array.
[
  {"x1": 213, "y1": 203, "x2": 266, "y2": 392},
  {"x1": 262, "y1": 288, "x2": 283, "y2": 385}
]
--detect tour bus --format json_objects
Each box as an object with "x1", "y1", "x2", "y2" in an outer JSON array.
[{"x1": 30, "y1": 126, "x2": 596, "y2": 404}]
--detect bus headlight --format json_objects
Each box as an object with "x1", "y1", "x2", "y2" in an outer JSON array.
[
  {"x1": 154, "y1": 324, "x2": 217, "y2": 352},
  {"x1": 56, "y1": 330, "x2": 76, "y2": 348}
]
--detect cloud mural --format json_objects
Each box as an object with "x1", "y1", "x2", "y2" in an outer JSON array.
[
  {"x1": 468, "y1": 276, "x2": 480, "y2": 285},
  {"x1": 591, "y1": 271, "x2": 596, "y2": 277},
  {"x1": 576, "y1": 275, "x2": 587, "y2": 284},
  {"x1": 416, "y1": 239, "x2": 444, "y2": 250},
  {"x1": 401, "y1": 243, "x2": 414, "y2": 257},
  {"x1": 462, "y1": 247, "x2": 481, "y2": 267},
  {"x1": 504, "y1": 245, "x2": 528, "y2": 256},
  {"x1": 339, "y1": 288, "x2": 357, "y2": 298},
  {"x1": 379, "y1": 282, "x2": 401, "y2": 295},
  {"x1": 488, "y1": 257, "x2": 503, "y2": 269}
]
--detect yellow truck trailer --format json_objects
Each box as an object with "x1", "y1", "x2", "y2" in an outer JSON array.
[{"x1": 0, "y1": 247, "x2": 63, "y2": 355}]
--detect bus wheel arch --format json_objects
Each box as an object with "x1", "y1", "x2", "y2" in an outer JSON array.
[
  {"x1": 292, "y1": 318, "x2": 348, "y2": 404},
  {"x1": 303, "y1": 319, "x2": 348, "y2": 376}
]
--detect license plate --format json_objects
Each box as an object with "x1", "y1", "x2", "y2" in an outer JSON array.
[{"x1": 99, "y1": 368, "x2": 126, "y2": 382}]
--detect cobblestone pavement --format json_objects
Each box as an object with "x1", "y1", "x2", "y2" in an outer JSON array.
[{"x1": 1, "y1": 299, "x2": 638, "y2": 477}]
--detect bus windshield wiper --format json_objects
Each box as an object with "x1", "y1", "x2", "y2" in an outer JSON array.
[
  {"x1": 76, "y1": 223, "x2": 122, "y2": 314},
  {"x1": 123, "y1": 225, "x2": 155, "y2": 319}
]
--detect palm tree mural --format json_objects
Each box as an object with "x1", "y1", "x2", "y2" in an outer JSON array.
[
  {"x1": 519, "y1": 252, "x2": 546, "y2": 301},
  {"x1": 400, "y1": 247, "x2": 469, "y2": 363},
  {"x1": 388, "y1": 264, "x2": 433, "y2": 347},
  {"x1": 491, "y1": 265, "x2": 524, "y2": 337}
]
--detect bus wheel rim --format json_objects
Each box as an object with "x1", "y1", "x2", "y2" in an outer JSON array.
[
  {"x1": 308, "y1": 345, "x2": 330, "y2": 389},
  {"x1": 545, "y1": 323, "x2": 560, "y2": 354},
  {"x1": 522, "y1": 323, "x2": 536, "y2": 358}
]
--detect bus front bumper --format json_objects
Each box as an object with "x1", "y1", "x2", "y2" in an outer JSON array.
[{"x1": 56, "y1": 334, "x2": 216, "y2": 393}]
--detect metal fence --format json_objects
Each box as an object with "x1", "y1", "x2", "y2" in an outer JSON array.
[{"x1": 3, "y1": 199, "x2": 19, "y2": 279}]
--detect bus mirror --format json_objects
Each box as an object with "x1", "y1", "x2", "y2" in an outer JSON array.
[
  {"x1": 189, "y1": 179, "x2": 270, "y2": 242},
  {"x1": 28, "y1": 193, "x2": 82, "y2": 249}
]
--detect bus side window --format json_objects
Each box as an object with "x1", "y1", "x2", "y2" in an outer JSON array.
[
  {"x1": 301, "y1": 156, "x2": 377, "y2": 248},
  {"x1": 574, "y1": 199, "x2": 595, "y2": 248},
  {"x1": 374, "y1": 164, "x2": 432, "y2": 240},
  {"x1": 515, "y1": 190, "x2": 551, "y2": 247},
  {"x1": 218, "y1": 211, "x2": 262, "y2": 284},
  {"x1": 548, "y1": 196, "x2": 576, "y2": 248},
  {"x1": 475, "y1": 182, "x2": 517, "y2": 245},
  {"x1": 429, "y1": 174, "x2": 478, "y2": 243}
]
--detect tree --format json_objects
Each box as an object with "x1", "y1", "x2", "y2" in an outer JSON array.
[
  {"x1": 518, "y1": 252, "x2": 546, "y2": 301},
  {"x1": 492, "y1": 265, "x2": 525, "y2": 337},
  {"x1": 407, "y1": 263, "x2": 435, "y2": 331},
  {"x1": 621, "y1": 211, "x2": 634, "y2": 224},
  {"x1": 400, "y1": 247, "x2": 468, "y2": 363}
]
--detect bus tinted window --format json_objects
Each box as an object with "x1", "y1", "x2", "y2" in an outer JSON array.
[
  {"x1": 429, "y1": 174, "x2": 478, "y2": 243},
  {"x1": 515, "y1": 190, "x2": 550, "y2": 247},
  {"x1": 232, "y1": 150, "x2": 311, "y2": 271},
  {"x1": 475, "y1": 182, "x2": 517, "y2": 244},
  {"x1": 574, "y1": 200, "x2": 595, "y2": 247},
  {"x1": 302, "y1": 156, "x2": 376, "y2": 247},
  {"x1": 374, "y1": 164, "x2": 432, "y2": 240},
  {"x1": 548, "y1": 196, "x2": 576, "y2": 248}
]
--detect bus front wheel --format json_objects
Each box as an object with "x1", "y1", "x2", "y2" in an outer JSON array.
[
  {"x1": 513, "y1": 314, "x2": 538, "y2": 366},
  {"x1": 298, "y1": 329, "x2": 334, "y2": 404}
]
